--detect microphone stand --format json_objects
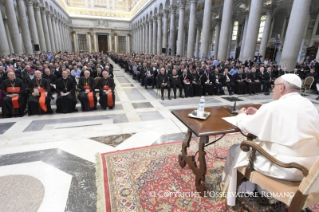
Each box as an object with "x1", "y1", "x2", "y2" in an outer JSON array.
[{"x1": 230, "y1": 96, "x2": 239, "y2": 114}]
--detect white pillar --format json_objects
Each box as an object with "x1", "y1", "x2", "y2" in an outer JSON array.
[
  {"x1": 108, "y1": 33, "x2": 112, "y2": 52},
  {"x1": 176, "y1": 0, "x2": 186, "y2": 56},
  {"x1": 87, "y1": 32, "x2": 92, "y2": 53},
  {"x1": 200, "y1": 0, "x2": 213, "y2": 58},
  {"x1": 72, "y1": 32, "x2": 77, "y2": 52},
  {"x1": 0, "y1": 9, "x2": 10, "y2": 56},
  {"x1": 153, "y1": 17, "x2": 157, "y2": 55},
  {"x1": 25, "y1": 0, "x2": 41, "y2": 53},
  {"x1": 187, "y1": 0, "x2": 197, "y2": 58},
  {"x1": 259, "y1": 8, "x2": 273, "y2": 61},
  {"x1": 51, "y1": 15, "x2": 59, "y2": 52},
  {"x1": 47, "y1": 12, "x2": 56, "y2": 52},
  {"x1": 239, "y1": 13, "x2": 249, "y2": 61},
  {"x1": 145, "y1": 21, "x2": 149, "y2": 53},
  {"x1": 3, "y1": 18, "x2": 13, "y2": 54},
  {"x1": 17, "y1": 0, "x2": 33, "y2": 54},
  {"x1": 114, "y1": 34, "x2": 118, "y2": 53},
  {"x1": 226, "y1": 20, "x2": 234, "y2": 59},
  {"x1": 93, "y1": 33, "x2": 98, "y2": 52},
  {"x1": 281, "y1": 0, "x2": 312, "y2": 71},
  {"x1": 127, "y1": 35, "x2": 131, "y2": 53},
  {"x1": 40, "y1": 8, "x2": 51, "y2": 51},
  {"x1": 214, "y1": 19, "x2": 221, "y2": 59},
  {"x1": 194, "y1": 27, "x2": 200, "y2": 58},
  {"x1": 169, "y1": 5, "x2": 177, "y2": 56},
  {"x1": 162, "y1": 10, "x2": 169, "y2": 55},
  {"x1": 241, "y1": 0, "x2": 263, "y2": 60},
  {"x1": 218, "y1": 0, "x2": 234, "y2": 60},
  {"x1": 34, "y1": 3, "x2": 46, "y2": 52},
  {"x1": 148, "y1": 20, "x2": 153, "y2": 53},
  {"x1": 55, "y1": 19, "x2": 62, "y2": 52},
  {"x1": 157, "y1": 13, "x2": 163, "y2": 55}
]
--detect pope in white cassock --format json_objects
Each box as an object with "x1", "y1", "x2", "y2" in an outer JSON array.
[{"x1": 222, "y1": 74, "x2": 319, "y2": 206}]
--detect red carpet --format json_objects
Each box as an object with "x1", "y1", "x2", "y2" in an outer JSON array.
[{"x1": 96, "y1": 134, "x2": 319, "y2": 212}]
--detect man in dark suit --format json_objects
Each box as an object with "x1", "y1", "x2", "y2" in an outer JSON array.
[
  {"x1": 169, "y1": 69, "x2": 183, "y2": 99},
  {"x1": 157, "y1": 68, "x2": 171, "y2": 100},
  {"x1": 212, "y1": 68, "x2": 224, "y2": 95},
  {"x1": 220, "y1": 68, "x2": 234, "y2": 95},
  {"x1": 258, "y1": 67, "x2": 271, "y2": 94},
  {"x1": 180, "y1": 68, "x2": 194, "y2": 98},
  {"x1": 144, "y1": 66, "x2": 155, "y2": 89},
  {"x1": 201, "y1": 67, "x2": 214, "y2": 96}
]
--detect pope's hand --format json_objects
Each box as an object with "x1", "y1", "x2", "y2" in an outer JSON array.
[
  {"x1": 246, "y1": 107, "x2": 258, "y2": 115},
  {"x1": 238, "y1": 107, "x2": 247, "y2": 114}
]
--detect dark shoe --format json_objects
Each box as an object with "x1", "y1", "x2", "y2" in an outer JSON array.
[
  {"x1": 316, "y1": 96, "x2": 319, "y2": 100},
  {"x1": 180, "y1": 95, "x2": 184, "y2": 98},
  {"x1": 145, "y1": 86, "x2": 147, "y2": 89},
  {"x1": 161, "y1": 96, "x2": 164, "y2": 100},
  {"x1": 152, "y1": 86, "x2": 154, "y2": 89},
  {"x1": 229, "y1": 92, "x2": 233, "y2": 96},
  {"x1": 168, "y1": 96, "x2": 171, "y2": 100},
  {"x1": 174, "y1": 95, "x2": 176, "y2": 99}
]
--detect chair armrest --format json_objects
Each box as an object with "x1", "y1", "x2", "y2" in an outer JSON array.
[{"x1": 240, "y1": 140, "x2": 309, "y2": 177}]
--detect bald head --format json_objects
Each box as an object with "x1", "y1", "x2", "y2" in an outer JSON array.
[
  {"x1": 84, "y1": 70, "x2": 90, "y2": 78},
  {"x1": 35, "y1": 70, "x2": 42, "y2": 79}
]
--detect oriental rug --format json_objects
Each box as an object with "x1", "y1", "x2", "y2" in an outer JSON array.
[{"x1": 96, "y1": 134, "x2": 319, "y2": 212}]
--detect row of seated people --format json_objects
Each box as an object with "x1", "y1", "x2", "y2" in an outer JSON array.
[
  {"x1": 124, "y1": 65, "x2": 274, "y2": 100},
  {"x1": 0, "y1": 69, "x2": 115, "y2": 118}
]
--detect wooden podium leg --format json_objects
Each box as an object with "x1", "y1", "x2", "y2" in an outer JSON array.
[
  {"x1": 178, "y1": 129, "x2": 192, "y2": 168},
  {"x1": 194, "y1": 136, "x2": 208, "y2": 196}
]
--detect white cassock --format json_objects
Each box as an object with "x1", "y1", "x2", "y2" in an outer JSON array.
[{"x1": 222, "y1": 92, "x2": 319, "y2": 206}]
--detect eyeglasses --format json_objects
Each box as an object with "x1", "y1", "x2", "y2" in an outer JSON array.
[{"x1": 274, "y1": 83, "x2": 283, "y2": 87}]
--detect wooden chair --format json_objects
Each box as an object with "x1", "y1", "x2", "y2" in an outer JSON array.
[
  {"x1": 236, "y1": 134, "x2": 319, "y2": 212},
  {"x1": 301, "y1": 77, "x2": 314, "y2": 96}
]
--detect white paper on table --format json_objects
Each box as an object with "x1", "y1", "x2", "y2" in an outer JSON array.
[{"x1": 222, "y1": 116, "x2": 237, "y2": 127}]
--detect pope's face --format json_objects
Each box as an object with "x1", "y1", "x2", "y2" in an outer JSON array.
[{"x1": 273, "y1": 78, "x2": 283, "y2": 100}]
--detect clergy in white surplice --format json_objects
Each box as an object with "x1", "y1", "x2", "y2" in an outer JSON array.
[{"x1": 222, "y1": 74, "x2": 319, "y2": 206}]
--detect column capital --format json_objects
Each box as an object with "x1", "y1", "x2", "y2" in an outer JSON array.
[
  {"x1": 40, "y1": 7, "x2": 46, "y2": 14},
  {"x1": 153, "y1": 15, "x2": 158, "y2": 21},
  {"x1": 265, "y1": 5, "x2": 275, "y2": 14},
  {"x1": 46, "y1": 11, "x2": 51, "y2": 17},
  {"x1": 215, "y1": 18, "x2": 221, "y2": 25},
  {"x1": 190, "y1": 0, "x2": 198, "y2": 4},
  {"x1": 178, "y1": 0, "x2": 187, "y2": 9},
  {"x1": 163, "y1": 9, "x2": 169, "y2": 16},
  {"x1": 149, "y1": 18, "x2": 153, "y2": 23},
  {"x1": 33, "y1": 3, "x2": 40, "y2": 11},
  {"x1": 170, "y1": 5, "x2": 177, "y2": 14},
  {"x1": 157, "y1": 13, "x2": 163, "y2": 18},
  {"x1": 24, "y1": 0, "x2": 33, "y2": 7}
]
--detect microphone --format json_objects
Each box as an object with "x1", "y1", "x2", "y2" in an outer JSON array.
[{"x1": 230, "y1": 96, "x2": 239, "y2": 114}]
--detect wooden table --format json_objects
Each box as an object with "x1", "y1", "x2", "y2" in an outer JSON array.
[{"x1": 171, "y1": 104, "x2": 261, "y2": 196}]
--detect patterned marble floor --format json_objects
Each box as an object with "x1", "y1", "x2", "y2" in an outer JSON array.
[{"x1": 0, "y1": 59, "x2": 318, "y2": 212}]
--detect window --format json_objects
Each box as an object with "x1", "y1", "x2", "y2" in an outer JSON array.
[
  {"x1": 258, "y1": 15, "x2": 267, "y2": 41},
  {"x1": 118, "y1": 36, "x2": 126, "y2": 53},
  {"x1": 232, "y1": 21, "x2": 239, "y2": 40},
  {"x1": 78, "y1": 34, "x2": 87, "y2": 51}
]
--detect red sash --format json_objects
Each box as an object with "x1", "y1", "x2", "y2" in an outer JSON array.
[
  {"x1": 37, "y1": 87, "x2": 47, "y2": 112},
  {"x1": 103, "y1": 85, "x2": 114, "y2": 107},
  {"x1": 84, "y1": 85, "x2": 95, "y2": 108},
  {"x1": 6, "y1": 87, "x2": 20, "y2": 109}
]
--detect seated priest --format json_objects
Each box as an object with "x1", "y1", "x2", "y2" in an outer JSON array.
[
  {"x1": 78, "y1": 70, "x2": 97, "y2": 111},
  {"x1": 221, "y1": 68, "x2": 234, "y2": 95},
  {"x1": 258, "y1": 67, "x2": 271, "y2": 94},
  {"x1": 43, "y1": 68, "x2": 57, "y2": 94},
  {"x1": 222, "y1": 74, "x2": 319, "y2": 206},
  {"x1": 144, "y1": 66, "x2": 155, "y2": 89},
  {"x1": 233, "y1": 69, "x2": 247, "y2": 94},
  {"x1": 180, "y1": 69, "x2": 193, "y2": 98},
  {"x1": 249, "y1": 67, "x2": 261, "y2": 93},
  {"x1": 169, "y1": 69, "x2": 184, "y2": 99},
  {"x1": 212, "y1": 68, "x2": 224, "y2": 95},
  {"x1": 201, "y1": 67, "x2": 214, "y2": 96},
  {"x1": 98, "y1": 71, "x2": 116, "y2": 110},
  {"x1": 191, "y1": 69, "x2": 202, "y2": 96},
  {"x1": 244, "y1": 67, "x2": 257, "y2": 95},
  {"x1": 1, "y1": 71, "x2": 26, "y2": 118},
  {"x1": 157, "y1": 68, "x2": 171, "y2": 100},
  {"x1": 27, "y1": 70, "x2": 53, "y2": 115},
  {"x1": 56, "y1": 70, "x2": 77, "y2": 113}
]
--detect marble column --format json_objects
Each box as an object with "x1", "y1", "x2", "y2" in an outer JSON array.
[
  {"x1": 213, "y1": 19, "x2": 221, "y2": 59},
  {"x1": 0, "y1": 8, "x2": 10, "y2": 56},
  {"x1": 169, "y1": 5, "x2": 177, "y2": 56},
  {"x1": 153, "y1": 16, "x2": 157, "y2": 54},
  {"x1": 241, "y1": 0, "x2": 263, "y2": 60},
  {"x1": 145, "y1": 21, "x2": 149, "y2": 53},
  {"x1": 218, "y1": 0, "x2": 234, "y2": 60},
  {"x1": 63, "y1": 24, "x2": 68, "y2": 51},
  {"x1": 51, "y1": 15, "x2": 59, "y2": 52},
  {"x1": 157, "y1": 13, "x2": 163, "y2": 55},
  {"x1": 194, "y1": 27, "x2": 200, "y2": 58},
  {"x1": 26, "y1": 0, "x2": 41, "y2": 53},
  {"x1": 55, "y1": 19, "x2": 62, "y2": 51},
  {"x1": 239, "y1": 12, "x2": 249, "y2": 61},
  {"x1": 187, "y1": 0, "x2": 197, "y2": 58},
  {"x1": 40, "y1": 8, "x2": 51, "y2": 51},
  {"x1": 200, "y1": 0, "x2": 213, "y2": 57},
  {"x1": 108, "y1": 33, "x2": 113, "y2": 52},
  {"x1": 127, "y1": 35, "x2": 131, "y2": 53},
  {"x1": 4, "y1": 0, "x2": 23, "y2": 55},
  {"x1": 16, "y1": 0, "x2": 33, "y2": 54},
  {"x1": 148, "y1": 20, "x2": 153, "y2": 53},
  {"x1": 316, "y1": 47, "x2": 319, "y2": 60},
  {"x1": 3, "y1": 18, "x2": 13, "y2": 53},
  {"x1": 87, "y1": 32, "x2": 92, "y2": 52},
  {"x1": 34, "y1": 4, "x2": 46, "y2": 52},
  {"x1": 162, "y1": 10, "x2": 169, "y2": 55},
  {"x1": 176, "y1": 0, "x2": 186, "y2": 56},
  {"x1": 114, "y1": 34, "x2": 118, "y2": 53},
  {"x1": 47, "y1": 12, "x2": 56, "y2": 52},
  {"x1": 93, "y1": 33, "x2": 98, "y2": 52},
  {"x1": 72, "y1": 32, "x2": 77, "y2": 52},
  {"x1": 281, "y1": 0, "x2": 311, "y2": 71},
  {"x1": 59, "y1": 21, "x2": 65, "y2": 51},
  {"x1": 259, "y1": 8, "x2": 273, "y2": 61}
]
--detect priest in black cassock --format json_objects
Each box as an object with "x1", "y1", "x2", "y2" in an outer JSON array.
[
  {"x1": 78, "y1": 70, "x2": 97, "y2": 111},
  {"x1": 212, "y1": 68, "x2": 224, "y2": 95},
  {"x1": 201, "y1": 67, "x2": 214, "y2": 96},
  {"x1": 220, "y1": 68, "x2": 234, "y2": 95},
  {"x1": 56, "y1": 70, "x2": 77, "y2": 113},
  {"x1": 233, "y1": 69, "x2": 247, "y2": 94},
  {"x1": 157, "y1": 68, "x2": 171, "y2": 100},
  {"x1": 191, "y1": 69, "x2": 202, "y2": 96},
  {"x1": 43, "y1": 68, "x2": 57, "y2": 93},
  {"x1": 27, "y1": 71, "x2": 53, "y2": 115},
  {"x1": 180, "y1": 69, "x2": 193, "y2": 98},
  {"x1": 1, "y1": 72, "x2": 26, "y2": 118},
  {"x1": 169, "y1": 69, "x2": 183, "y2": 99},
  {"x1": 98, "y1": 71, "x2": 116, "y2": 110},
  {"x1": 248, "y1": 67, "x2": 261, "y2": 93}
]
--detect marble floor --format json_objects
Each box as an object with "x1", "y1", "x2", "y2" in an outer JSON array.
[{"x1": 0, "y1": 59, "x2": 318, "y2": 212}]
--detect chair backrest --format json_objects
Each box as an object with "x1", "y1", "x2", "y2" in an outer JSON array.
[
  {"x1": 299, "y1": 157, "x2": 319, "y2": 195},
  {"x1": 303, "y1": 77, "x2": 314, "y2": 87},
  {"x1": 95, "y1": 77, "x2": 101, "y2": 85}
]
